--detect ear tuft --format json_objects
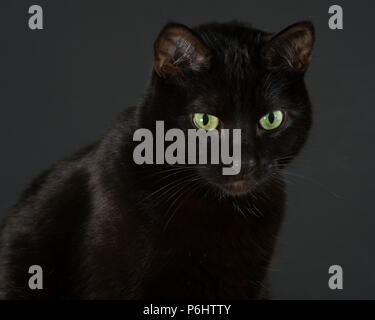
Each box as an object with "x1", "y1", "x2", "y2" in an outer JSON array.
[
  {"x1": 262, "y1": 21, "x2": 315, "y2": 72},
  {"x1": 153, "y1": 23, "x2": 211, "y2": 79}
]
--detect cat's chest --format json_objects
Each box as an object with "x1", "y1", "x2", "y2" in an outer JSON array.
[{"x1": 139, "y1": 199, "x2": 276, "y2": 299}]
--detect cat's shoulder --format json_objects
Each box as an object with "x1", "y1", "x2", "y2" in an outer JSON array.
[
  {"x1": 4, "y1": 106, "x2": 138, "y2": 220},
  {"x1": 99, "y1": 105, "x2": 139, "y2": 149},
  {"x1": 112, "y1": 105, "x2": 138, "y2": 131}
]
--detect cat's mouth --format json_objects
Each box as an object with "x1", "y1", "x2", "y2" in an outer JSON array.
[{"x1": 222, "y1": 180, "x2": 249, "y2": 197}]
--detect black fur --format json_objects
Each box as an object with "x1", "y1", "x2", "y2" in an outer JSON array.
[{"x1": 0, "y1": 21, "x2": 314, "y2": 299}]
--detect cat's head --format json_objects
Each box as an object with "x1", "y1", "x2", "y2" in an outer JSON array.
[{"x1": 142, "y1": 21, "x2": 314, "y2": 197}]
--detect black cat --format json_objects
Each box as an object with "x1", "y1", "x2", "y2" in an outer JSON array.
[{"x1": 0, "y1": 20, "x2": 314, "y2": 299}]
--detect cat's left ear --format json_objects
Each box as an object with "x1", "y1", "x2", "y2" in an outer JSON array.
[
  {"x1": 153, "y1": 23, "x2": 211, "y2": 79},
  {"x1": 262, "y1": 21, "x2": 315, "y2": 72}
]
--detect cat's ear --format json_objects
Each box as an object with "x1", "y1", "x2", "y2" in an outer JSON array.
[
  {"x1": 153, "y1": 23, "x2": 211, "y2": 79},
  {"x1": 262, "y1": 21, "x2": 315, "y2": 72}
]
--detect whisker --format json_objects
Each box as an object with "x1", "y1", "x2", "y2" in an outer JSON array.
[
  {"x1": 148, "y1": 173, "x2": 198, "y2": 205},
  {"x1": 283, "y1": 169, "x2": 342, "y2": 199},
  {"x1": 140, "y1": 172, "x2": 196, "y2": 204},
  {"x1": 163, "y1": 178, "x2": 203, "y2": 232}
]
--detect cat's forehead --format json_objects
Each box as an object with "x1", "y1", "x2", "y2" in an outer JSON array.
[
  {"x1": 195, "y1": 23, "x2": 267, "y2": 58},
  {"x1": 195, "y1": 23, "x2": 267, "y2": 82}
]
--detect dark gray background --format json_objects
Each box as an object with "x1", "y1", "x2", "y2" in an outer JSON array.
[{"x1": 0, "y1": 0, "x2": 374, "y2": 299}]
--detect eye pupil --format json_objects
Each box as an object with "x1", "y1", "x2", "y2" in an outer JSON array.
[
  {"x1": 202, "y1": 113, "x2": 209, "y2": 125},
  {"x1": 259, "y1": 110, "x2": 283, "y2": 131},
  {"x1": 193, "y1": 113, "x2": 219, "y2": 130},
  {"x1": 268, "y1": 112, "x2": 275, "y2": 124}
]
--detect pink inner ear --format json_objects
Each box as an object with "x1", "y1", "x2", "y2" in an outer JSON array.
[
  {"x1": 154, "y1": 24, "x2": 211, "y2": 78},
  {"x1": 262, "y1": 22, "x2": 314, "y2": 72}
]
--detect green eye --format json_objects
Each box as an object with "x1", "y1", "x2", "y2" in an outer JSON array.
[
  {"x1": 193, "y1": 113, "x2": 220, "y2": 131},
  {"x1": 259, "y1": 110, "x2": 284, "y2": 130}
]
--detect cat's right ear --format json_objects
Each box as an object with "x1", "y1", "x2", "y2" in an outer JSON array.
[
  {"x1": 262, "y1": 21, "x2": 315, "y2": 72},
  {"x1": 153, "y1": 23, "x2": 211, "y2": 79}
]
